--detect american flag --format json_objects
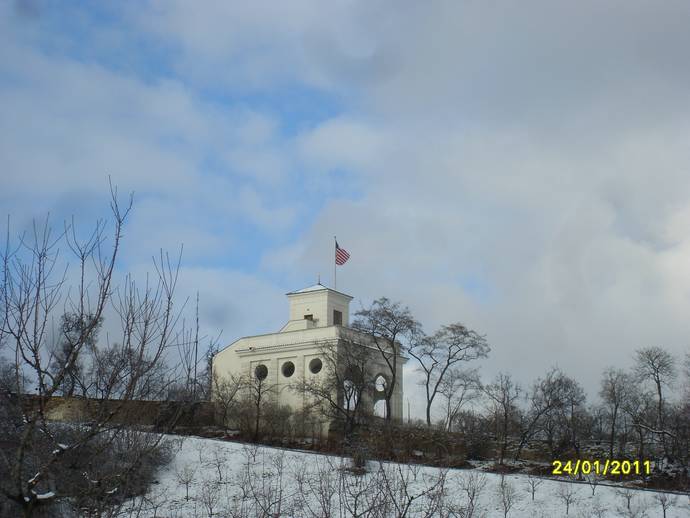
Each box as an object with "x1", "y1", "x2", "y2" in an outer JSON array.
[{"x1": 335, "y1": 241, "x2": 350, "y2": 265}]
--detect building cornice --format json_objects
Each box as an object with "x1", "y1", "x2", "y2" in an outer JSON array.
[{"x1": 224, "y1": 325, "x2": 408, "y2": 363}]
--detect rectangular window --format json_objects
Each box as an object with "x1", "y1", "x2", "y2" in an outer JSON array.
[
  {"x1": 333, "y1": 310, "x2": 342, "y2": 325},
  {"x1": 304, "y1": 314, "x2": 313, "y2": 320}
]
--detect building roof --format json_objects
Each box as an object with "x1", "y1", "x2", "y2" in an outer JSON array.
[
  {"x1": 285, "y1": 283, "x2": 353, "y2": 299},
  {"x1": 287, "y1": 283, "x2": 327, "y2": 294}
]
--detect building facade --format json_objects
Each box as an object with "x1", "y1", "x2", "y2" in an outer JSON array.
[{"x1": 212, "y1": 284, "x2": 406, "y2": 432}]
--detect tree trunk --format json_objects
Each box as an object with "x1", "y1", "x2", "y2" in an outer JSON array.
[
  {"x1": 499, "y1": 407, "x2": 509, "y2": 464},
  {"x1": 637, "y1": 426, "x2": 645, "y2": 462},
  {"x1": 608, "y1": 405, "x2": 618, "y2": 459},
  {"x1": 253, "y1": 390, "x2": 262, "y2": 441},
  {"x1": 385, "y1": 370, "x2": 396, "y2": 422},
  {"x1": 655, "y1": 379, "x2": 667, "y2": 456}
]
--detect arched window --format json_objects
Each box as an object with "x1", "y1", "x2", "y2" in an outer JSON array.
[
  {"x1": 343, "y1": 379, "x2": 359, "y2": 410},
  {"x1": 373, "y1": 400, "x2": 387, "y2": 418}
]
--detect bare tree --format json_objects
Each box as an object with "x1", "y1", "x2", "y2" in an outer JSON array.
[
  {"x1": 337, "y1": 465, "x2": 384, "y2": 518},
  {"x1": 212, "y1": 372, "x2": 244, "y2": 431},
  {"x1": 173, "y1": 294, "x2": 201, "y2": 402},
  {"x1": 437, "y1": 368, "x2": 479, "y2": 432},
  {"x1": 496, "y1": 475, "x2": 521, "y2": 518},
  {"x1": 0, "y1": 186, "x2": 185, "y2": 517},
  {"x1": 293, "y1": 338, "x2": 375, "y2": 440},
  {"x1": 616, "y1": 497, "x2": 650, "y2": 518},
  {"x1": 525, "y1": 474, "x2": 543, "y2": 501},
  {"x1": 615, "y1": 487, "x2": 636, "y2": 512},
  {"x1": 564, "y1": 377, "x2": 588, "y2": 459},
  {"x1": 653, "y1": 492, "x2": 677, "y2": 518},
  {"x1": 374, "y1": 462, "x2": 448, "y2": 518},
  {"x1": 196, "y1": 341, "x2": 220, "y2": 402},
  {"x1": 207, "y1": 446, "x2": 227, "y2": 483},
  {"x1": 352, "y1": 297, "x2": 419, "y2": 422},
  {"x1": 621, "y1": 383, "x2": 656, "y2": 462},
  {"x1": 634, "y1": 346, "x2": 677, "y2": 455},
  {"x1": 514, "y1": 368, "x2": 571, "y2": 461},
  {"x1": 459, "y1": 471, "x2": 486, "y2": 517},
  {"x1": 588, "y1": 497, "x2": 608, "y2": 518},
  {"x1": 172, "y1": 294, "x2": 222, "y2": 402},
  {"x1": 555, "y1": 483, "x2": 578, "y2": 515},
  {"x1": 197, "y1": 478, "x2": 220, "y2": 518},
  {"x1": 291, "y1": 457, "x2": 338, "y2": 518},
  {"x1": 48, "y1": 312, "x2": 102, "y2": 397},
  {"x1": 584, "y1": 472, "x2": 602, "y2": 496},
  {"x1": 539, "y1": 373, "x2": 588, "y2": 460},
  {"x1": 175, "y1": 464, "x2": 196, "y2": 501},
  {"x1": 238, "y1": 368, "x2": 276, "y2": 442},
  {"x1": 599, "y1": 367, "x2": 633, "y2": 459},
  {"x1": 408, "y1": 323, "x2": 489, "y2": 427},
  {"x1": 232, "y1": 449, "x2": 287, "y2": 518},
  {"x1": 481, "y1": 373, "x2": 520, "y2": 464}
]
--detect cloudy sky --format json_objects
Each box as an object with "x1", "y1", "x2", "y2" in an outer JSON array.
[{"x1": 3, "y1": 1, "x2": 690, "y2": 417}]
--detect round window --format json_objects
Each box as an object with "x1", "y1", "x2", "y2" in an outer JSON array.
[
  {"x1": 254, "y1": 364, "x2": 268, "y2": 380},
  {"x1": 309, "y1": 358, "x2": 322, "y2": 374},
  {"x1": 282, "y1": 361, "x2": 295, "y2": 378}
]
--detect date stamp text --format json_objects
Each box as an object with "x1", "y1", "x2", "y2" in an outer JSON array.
[{"x1": 552, "y1": 459, "x2": 651, "y2": 477}]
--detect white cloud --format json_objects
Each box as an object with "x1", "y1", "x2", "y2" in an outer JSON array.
[
  {"x1": 297, "y1": 117, "x2": 386, "y2": 172},
  {"x1": 4, "y1": 0, "x2": 690, "y2": 414}
]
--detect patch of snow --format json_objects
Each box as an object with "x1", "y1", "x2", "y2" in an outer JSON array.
[
  {"x1": 121, "y1": 435, "x2": 690, "y2": 518},
  {"x1": 52, "y1": 443, "x2": 69, "y2": 454},
  {"x1": 82, "y1": 471, "x2": 98, "y2": 484}
]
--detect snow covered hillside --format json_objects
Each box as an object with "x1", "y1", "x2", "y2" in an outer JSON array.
[{"x1": 125, "y1": 436, "x2": 689, "y2": 517}]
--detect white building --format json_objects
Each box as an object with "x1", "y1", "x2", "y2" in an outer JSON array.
[{"x1": 212, "y1": 283, "x2": 406, "y2": 432}]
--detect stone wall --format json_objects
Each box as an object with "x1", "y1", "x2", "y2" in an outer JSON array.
[{"x1": 22, "y1": 395, "x2": 217, "y2": 430}]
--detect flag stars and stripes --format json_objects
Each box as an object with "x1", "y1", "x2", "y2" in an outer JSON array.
[{"x1": 335, "y1": 241, "x2": 350, "y2": 265}]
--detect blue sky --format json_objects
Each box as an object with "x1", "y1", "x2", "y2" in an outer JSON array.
[
  {"x1": 3, "y1": 0, "x2": 690, "y2": 417},
  {"x1": 2, "y1": 1, "x2": 363, "y2": 277}
]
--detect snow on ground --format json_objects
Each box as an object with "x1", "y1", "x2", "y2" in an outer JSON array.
[{"x1": 126, "y1": 435, "x2": 690, "y2": 517}]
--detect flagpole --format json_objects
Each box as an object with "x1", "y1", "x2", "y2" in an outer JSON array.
[{"x1": 333, "y1": 236, "x2": 337, "y2": 290}]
